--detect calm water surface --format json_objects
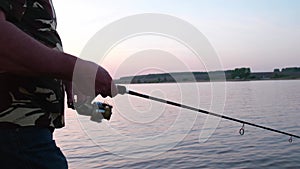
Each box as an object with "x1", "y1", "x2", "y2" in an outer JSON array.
[{"x1": 55, "y1": 80, "x2": 300, "y2": 169}]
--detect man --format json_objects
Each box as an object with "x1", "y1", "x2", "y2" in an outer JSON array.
[{"x1": 0, "y1": 0, "x2": 117, "y2": 169}]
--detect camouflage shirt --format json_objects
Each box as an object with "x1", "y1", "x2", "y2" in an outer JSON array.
[{"x1": 0, "y1": 0, "x2": 65, "y2": 128}]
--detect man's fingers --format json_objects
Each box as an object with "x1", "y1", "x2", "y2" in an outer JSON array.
[
  {"x1": 96, "y1": 82, "x2": 118, "y2": 98},
  {"x1": 110, "y1": 81, "x2": 118, "y2": 97},
  {"x1": 73, "y1": 61, "x2": 117, "y2": 98}
]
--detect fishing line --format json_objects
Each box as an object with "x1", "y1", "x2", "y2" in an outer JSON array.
[{"x1": 117, "y1": 85, "x2": 300, "y2": 142}]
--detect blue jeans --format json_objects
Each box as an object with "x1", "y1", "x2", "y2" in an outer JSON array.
[{"x1": 0, "y1": 127, "x2": 68, "y2": 169}]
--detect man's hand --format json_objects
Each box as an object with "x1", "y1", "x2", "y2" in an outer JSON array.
[
  {"x1": 95, "y1": 66, "x2": 118, "y2": 98},
  {"x1": 65, "y1": 60, "x2": 118, "y2": 110},
  {"x1": 72, "y1": 59, "x2": 118, "y2": 99},
  {"x1": 65, "y1": 81, "x2": 91, "y2": 109},
  {"x1": 0, "y1": 9, "x2": 5, "y2": 20}
]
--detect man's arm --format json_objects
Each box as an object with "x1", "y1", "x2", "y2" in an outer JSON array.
[
  {"x1": 0, "y1": 9, "x2": 76, "y2": 79},
  {"x1": 0, "y1": 9, "x2": 117, "y2": 97},
  {"x1": 0, "y1": 9, "x2": 5, "y2": 20}
]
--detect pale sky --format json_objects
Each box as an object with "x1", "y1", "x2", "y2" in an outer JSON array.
[{"x1": 53, "y1": 0, "x2": 300, "y2": 78}]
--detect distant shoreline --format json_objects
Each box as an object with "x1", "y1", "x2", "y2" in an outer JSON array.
[
  {"x1": 115, "y1": 67, "x2": 300, "y2": 84},
  {"x1": 115, "y1": 78, "x2": 300, "y2": 84}
]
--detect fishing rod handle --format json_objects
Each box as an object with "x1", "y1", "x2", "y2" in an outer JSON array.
[{"x1": 117, "y1": 85, "x2": 128, "y2": 95}]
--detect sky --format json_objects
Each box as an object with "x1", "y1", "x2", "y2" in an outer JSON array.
[{"x1": 52, "y1": 0, "x2": 300, "y2": 78}]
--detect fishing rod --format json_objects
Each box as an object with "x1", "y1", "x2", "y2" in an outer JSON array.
[{"x1": 117, "y1": 85, "x2": 300, "y2": 142}]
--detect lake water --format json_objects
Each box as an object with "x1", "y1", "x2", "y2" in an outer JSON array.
[{"x1": 54, "y1": 80, "x2": 300, "y2": 169}]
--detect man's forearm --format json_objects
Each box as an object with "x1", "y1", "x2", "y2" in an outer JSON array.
[
  {"x1": 0, "y1": 20, "x2": 77, "y2": 80},
  {"x1": 0, "y1": 11, "x2": 117, "y2": 98}
]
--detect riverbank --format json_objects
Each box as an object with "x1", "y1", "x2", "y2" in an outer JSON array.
[{"x1": 115, "y1": 68, "x2": 300, "y2": 84}]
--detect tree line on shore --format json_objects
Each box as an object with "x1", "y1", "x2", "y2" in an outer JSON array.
[{"x1": 115, "y1": 67, "x2": 300, "y2": 84}]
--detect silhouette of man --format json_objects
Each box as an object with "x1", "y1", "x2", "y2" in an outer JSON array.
[{"x1": 0, "y1": 1, "x2": 117, "y2": 168}]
